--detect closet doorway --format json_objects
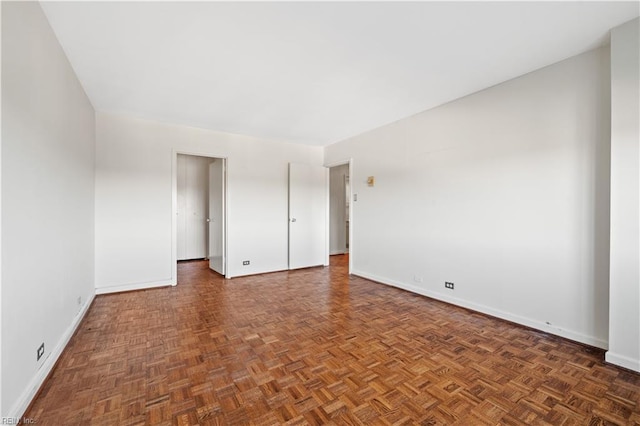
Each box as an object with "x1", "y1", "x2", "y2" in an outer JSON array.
[
  {"x1": 329, "y1": 162, "x2": 351, "y2": 257},
  {"x1": 176, "y1": 153, "x2": 226, "y2": 276}
]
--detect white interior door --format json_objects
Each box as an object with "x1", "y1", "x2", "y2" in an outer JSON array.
[
  {"x1": 289, "y1": 163, "x2": 328, "y2": 269},
  {"x1": 176, "y1": 154, "x2": 188, "y2": 260},
  {"x1": 208, "y1": 159, "x2": 225, "y2": 275}
]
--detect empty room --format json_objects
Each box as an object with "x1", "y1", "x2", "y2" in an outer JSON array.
[{"x1": 2, "y1": 1, "x2": 640, "y2": 424}]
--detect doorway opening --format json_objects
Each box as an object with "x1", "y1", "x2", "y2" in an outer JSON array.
[
  {"x1": 328, "y1": 161, "x2": 352, "y2": 273},
  {"x1": 174, "y1": 153, "x2": 226, "y2": 279}
]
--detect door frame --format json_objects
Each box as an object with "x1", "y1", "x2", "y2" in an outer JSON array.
[
  {"x1": 172, "y1": 150, "x2": 229, "y2": 282},
  {"x1": 325, "y1": 159, "x2": 353, "y2": 274}
]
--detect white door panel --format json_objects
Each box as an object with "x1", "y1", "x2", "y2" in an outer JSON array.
[
  {"x1": 176, "y1": 154, "x2": 188, "y2": 260},
  {"x1": 209, "y1": 159, "x2": 225, "y2": 275},
  {"x1": 289, "y1": 163, "x2": 328, "y2": 269}
]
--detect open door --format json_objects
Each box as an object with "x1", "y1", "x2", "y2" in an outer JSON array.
[
  {"x1": 289, "y1": 163, "x2": 328, "y2": 269},
  {"x1": 208, "y1": 159, "x2": 225, "y2": 275}
]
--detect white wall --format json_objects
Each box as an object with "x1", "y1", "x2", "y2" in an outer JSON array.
[
  {"x1": 1, "y1": 2, "x2": 95, "y2": 418},
  {"x1": 95, "y1": 112, "x2": 323, "y2": 291},
  {"x1": 326, "y1": 46, "x2": 611, "y2": 348},
  {"x1": 177, "y1": 154, "x2": 211, "y2": 260},
  {"x1": 330, "y1": 164, "x2": 349, "y2": 255},
  {"x1": 606, "y1": 18, "x2": 640, "y2": 372}
]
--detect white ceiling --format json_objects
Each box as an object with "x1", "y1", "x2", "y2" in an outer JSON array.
[{"x1": 40, "y1": 1, "x2": 639, "y2": 146}]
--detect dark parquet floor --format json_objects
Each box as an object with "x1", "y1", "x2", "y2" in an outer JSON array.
[{"x1": 25, "y1": 255, "x2": 640, "y2": 425}]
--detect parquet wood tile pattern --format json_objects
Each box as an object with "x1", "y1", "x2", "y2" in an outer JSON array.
[{"x1": 26, "y1": 255, "x2": 640, "y2": 425}]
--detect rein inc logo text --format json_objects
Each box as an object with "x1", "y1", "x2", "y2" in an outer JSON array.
[{"x1": 1, "y1": 418, "x2": 36, "y2": 424}]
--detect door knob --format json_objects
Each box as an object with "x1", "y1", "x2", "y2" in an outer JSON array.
[{"x1": 291, "y1": 218, "x2": 297, "y2": 222}]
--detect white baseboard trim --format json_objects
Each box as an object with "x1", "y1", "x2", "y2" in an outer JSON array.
[
  {"x1": 228, "y1": 266, "x2": 296, "y2": 279},
  {"x1": 7, "y1": 293, "x2": 96, "y2": 420},
  {"x1": 95, "y1": 278, "x2": 174, "y2": 295},
  {"x1": 605, "y1": 351, "x2": 640, "y2": 372},
  {"x1": 352, "y1": 269, "x2": 608, "y2": 350}
]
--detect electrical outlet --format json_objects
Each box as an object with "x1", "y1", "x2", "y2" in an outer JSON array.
[
  {"x1": 445, "y1": 282, "x2": 454, "y2": 290},
  {"x1": 37, "y1": 343, "x2": 45, "y2": 361},
  {"x1": 77, "y1": 296, "x2": 82, "y2": 306},
  {"x1": 242, "y1": 260, "x2": 250, "y2": 266},
  {"x1": 413, "y1": 275, "x2": 423, "y2": 283}
]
